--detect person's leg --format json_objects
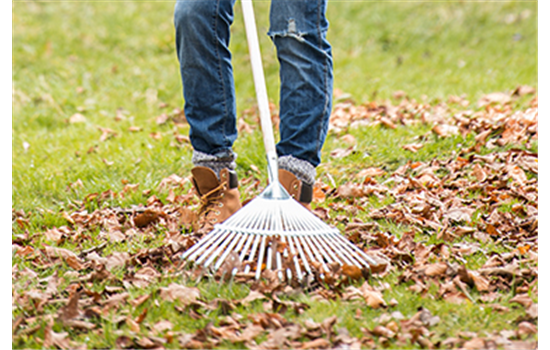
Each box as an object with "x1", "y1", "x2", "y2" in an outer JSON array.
[
  {"x1": 174, "y1": 0, "x2": 241, "y2": 233},
  {"x1": 174, "y1": 0, "x2": 238, "y2": 176},
  {"x1": 268, "y1": 0, "x2": 333, "y2": 189}
]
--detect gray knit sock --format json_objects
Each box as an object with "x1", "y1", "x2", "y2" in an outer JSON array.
[
  {"x1": 278, "y1": 155, "x2": 316, "y2": 186},
  {"x1": 192, "y1": 150, "x2": 237, "y2": 179}
]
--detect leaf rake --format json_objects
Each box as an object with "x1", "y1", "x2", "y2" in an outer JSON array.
[{"x1": 181, "y1": 0, "x2": 376, "y2": 282}]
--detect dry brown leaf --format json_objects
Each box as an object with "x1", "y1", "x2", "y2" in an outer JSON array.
[
  {"x1": 478, "y1": 92, "x2": 511, "y2": 107},
  {"x1": 44, "y1": 228, "x2": 63, "y2": 242},
  {"x1": 517, "y1": 321, "x2": 537, "y2": 336},
  {"x1": 128, "y1": 126, "x2": 142, "y2": 132},
  {"x1": 341, "y1": 134, "x2": 357, "y2": 145},
  {"x1": 512, "y1": 85, "x2": 536, "y2": 96},
  {"x1": 371, "y1": 325, "x2": 395, "y2": 338},
  {"x1": 432, "y1": 124, "x2": 459, "y2": 138},
  {"x1": 229, "y1": 324, "x2": 264, "y2": 343},
  {"x1": 300, "y1": 338, "x2": 331, "y2": 350},
  {"x1": 134, "y1": 209, "x2": 160, "y2": 228},
  {"x1": 337, "y1": 183, "x2": 363, "y2": 198},
  {"x1": 509, "y1": 293, "x2": 533, "y2": 308},
  {"x1": 44, "y1": 325, "x2": 71, "y2": 350},
  {"x1": 159, "y1": 283, "x2": 201, "y2": 305},
  {"x1": 105, "y1": 252, "x2": 129, "y2": 271},
  {"x1": 402, "y1": 143, "x2": 424, "y2": 153},
  {"x1": 506, "y1": 165, "x2": 528, "y2": 185},
  {"x1": 356, "y1": 167, "x2": 385, "y2": 178},
  {"x1": 239, "y1": 290, "x2": 266, "y2": 306},
  {"x1": 342, "y1": 264, "x2": 363, "y2": 280},
  {"x1": 358, "y1": 282, "x2": 387, "y2": 309},
  {"x1": 153, "y1": 320, "x2": 173, "y2": 334},
  {"x1": 43, "y1": 246, "x2": 85, "y2": 270},
  {"x1": 58, "y1": 290, "x2": 82, "y2": 323},
  {"x1": 380, "y1": 117, "x2": 397, "y2": 129},
  {"x1": 330, "y1": 146, "x2": 354, "y2": 158},
  {"x1": 468, "y1": 271, "x2": 489, "y2": 292},
  {"x1": 462, "y1": 337, "x2": 486, "y2": 350},
  {"x1": 126, "y1": 316, "x2": 141, "y2": 333},
  {"x1": 312, "y1": 185, "x2": 326, "y2": 204},
  {"x1": 444, "y1": 207, "x2": 473, "y2": 223},
  {"x1": 98, "y1": 127, "x2": 117, "y2": 142},
  {"x1": 471, "y1": 163, "x2": 487, "y2": 182},
  {"x1": 69, "y1": 113, "x2": 86, "y2": 124},
  {"x1": 179, "y1": 207, "x2": 197, "y2": 226},
  {"x1": 424, "y1": 262, "x2": 447, "y2": 277}
]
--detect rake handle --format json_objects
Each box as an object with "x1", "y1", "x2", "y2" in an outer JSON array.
[{"x1": 241, "y1": 0, "x2": 279, "y2": 185}]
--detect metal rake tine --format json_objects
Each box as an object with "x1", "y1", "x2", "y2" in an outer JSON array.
[
  {"x1": 211, "y1": 231, "x2": 245, "y2": 270},
  {"x1": 318, "y1": 234, "x2": 355, "y2": 266},
  {"x1": 266, "y1": 245, "x2": 273, "y2": 271},
  {"x1": 217, "y1": 231, "x2": 248, "y2": 269},
  {"x1": 243, "y1": 234, "x2": 261, "y2": 274},
  {"x1": 183, "y1": 229, "x2": 224, "y2": 261},
  {"x1": 255, "y1": 235, "x2": 267, "y2": 280},
  {"x1": 329, "y1": 231, "x2": 376, "y2": 267},
  {"x1": 288, "y1": 209, "x2": 328, "y2": 268},
  {"x1": 293, "y1": 215, "x2": 341, "y2": 265},
  {"x1": 321, "y1": 232, "x2": 363, "y2": 267},
  {"x1": 237, "y1": 234, "x2": 255, "y2": 263},
  {"x1": 286, "y1": 236, "x2": 304, "y2": 280},
  {"x1": 277, "y1": 234, "x2": 295, "y2": 280},
  {"x1": 194, "y1": 231, "x2": 232, "y2": 265},
  {"x1": 298, "y1": 235, "x2": 326, "y2": 271},
  {"x1": 203, "y1": 232, "x2": 239, "y2": 268},
  {"x1": 313, "y1": 233, "x2": 344, "y2": 265},
  {"x1": 292, "y1": 235, "x2": 312, "y2": 275}
]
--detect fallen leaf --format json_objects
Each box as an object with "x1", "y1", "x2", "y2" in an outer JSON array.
[
  {"x1": 432, "y1": 124, "x2": 459, "y2": 138},
  {"x1": 159, "y1": 283, "x2": 201, "y2": 306},
  {"x1": 424, "y1": 262, "x2": 447, "y2": 277},
  {"x1": 69, "y1": 113, "x2": 86, "y2": 123},
  {"x1": 134, "y1": 209, "x2": 160, "y2": 227},
  {"x1": 371, "y1": 325, "x2": 395, "y2": 338},
  {"x1": 126, "y1": 316, "x2": 140, "y2": 333},
  {"x1": 402, "y1": 143, "x2": 424, "y2": 153},
  {"x1": 128, "y1": 126, "x2": 142, "y2": 132},
  {"x1": 478, "y1": 92, "x2": 511, "y2": 107},
  {"x1": 300, "y1": 338, "x2": 331, "y2": 349},
  {"x1": 512, "y1": 85, "x2": 536, "y2": 96},
  {"x1": 444, "y1": 207, "x2": 473, "y2": 223},
  {"x1": 337, "y1": 183, "x2": 363, "y2": 198},
  {"x1": 330, "y1": 146, "x2": 354, "y2": 158},
  {"x1": 342, "y1": 264, "x2": 363, "y2": 280},
  {"x1": 509, "y1": 293, "x2": 533, "y2": 308},
  {"x1": 153, "y1": 320, "x2": 173, "y2": 334},
  {"x1": 239, "y1": 290, "x2": 266, "y2": 306},
  {"x1": 462, "y1": 337, "x2": 486, "y2": 350}
]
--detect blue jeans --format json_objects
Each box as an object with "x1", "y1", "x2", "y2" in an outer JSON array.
[{"x1": 174, "y1": 0, "x2": 333, "y2": 168}]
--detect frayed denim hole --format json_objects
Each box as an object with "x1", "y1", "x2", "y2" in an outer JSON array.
[{"x1": 268, "y1": 18, "x2": 307, "y2": 42}]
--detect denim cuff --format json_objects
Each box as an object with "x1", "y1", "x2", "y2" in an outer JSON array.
[
  {"x1": 278, "y1": 155, "x2": 316, "y2": 186},
  {"x1": 192, "y1": 150, "x2": 237, "y2": 178}
]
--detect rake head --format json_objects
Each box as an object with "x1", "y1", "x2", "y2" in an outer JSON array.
[{"x1": 181, "y1": 181, "x2": 377, "y2": 282}]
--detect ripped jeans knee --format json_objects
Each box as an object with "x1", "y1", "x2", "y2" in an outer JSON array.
[{"x1": 268, "y1": 18, "x2": 306, "y2": 42}]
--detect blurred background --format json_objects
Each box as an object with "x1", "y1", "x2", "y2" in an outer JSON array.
[{"x1": 12, "y1": 0, "x2": 537, "y2": 211}]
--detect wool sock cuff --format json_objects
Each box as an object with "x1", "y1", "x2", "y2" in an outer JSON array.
[
  {"x1": 192, "y1": 150, "x2": 237, "y2": 178},
  {"x1": 278, "y1": 155, "x2": 316, "y2": 186}
]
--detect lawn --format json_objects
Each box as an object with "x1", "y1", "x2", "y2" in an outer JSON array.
[{"x1": 12, "y1": 1, "x2": 537, "y2": 349}]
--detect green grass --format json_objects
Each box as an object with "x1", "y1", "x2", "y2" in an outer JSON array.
[
  {"x1": 13, "y1": 1, "x2": 537, "y2": 349},
  {"x1": 12, "y1": 0, "x2": 537, "y2": 211}
]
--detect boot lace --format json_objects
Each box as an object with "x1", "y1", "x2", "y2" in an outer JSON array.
[{"x1": 197, "y1": 183, "x2": 226, "y2": 222}]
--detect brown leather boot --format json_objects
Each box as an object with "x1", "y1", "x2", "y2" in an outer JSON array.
[
  {"x1": 191, "y1": 166, "x2": 241, "y2": 235},
  {"x1": 278, "y1": 169, "x2": 313, "y2": 209}
]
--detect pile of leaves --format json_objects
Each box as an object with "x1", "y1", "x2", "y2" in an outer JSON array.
[{"x1": 12, "y1": 89, "x2": 537, "y2": 349}]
